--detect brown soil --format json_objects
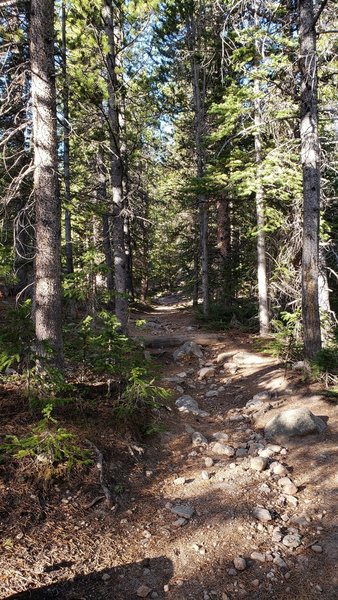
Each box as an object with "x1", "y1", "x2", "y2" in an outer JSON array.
[{"x1": 0, "y1": 301, "x2": 337, "y2": 600}]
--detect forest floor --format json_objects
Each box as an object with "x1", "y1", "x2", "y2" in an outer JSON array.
[{"x1": 0, "y1": 298, "x2": 337, "y2": 600}]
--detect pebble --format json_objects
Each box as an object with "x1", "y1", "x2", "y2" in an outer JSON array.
[
  {"x1": 250, "y1": 456, "x2": 268, "y2": 472},
  {"x1": 253, "y1": 507, "x2": 272, "y2": 522},
  {"x1": 173, "y1": 518, "x2": 187, "y2": 527},
  {"x1": 137, "y1": 585, "x2": 152, "y2": 598},
  {"x1": 272, "y1": 527, "x2": 283, "y2": 543},
  {"x1": 211, "y1": 442, "x2": 235, "y2": 457},
  {"x1": 174, "y1": 477, "x2": 186, "y2": 485},
  {"x1": 206, "y1": 390, "x2": 218, "y2": 398},
  {"x1": 236, "y1": 448, "x2": 248, "y2": 458},
  {"x1": 198, "y1": 367, "x2": 215, "y2": 380},
  {"x1": 273, "y1": 555, "x2": 287, "y2": 568},
  {"x1": 258, "y1": 483, "x2": 271, "y2": 494},
  {"x1": 270, "y1": 462, "x2": 287, "y2": 476},
  {"x1": 258, "y1": 448, "x2": 274, "y2": 459},
  {"x1": 311, "y1": 544, "x2": 323, "y2": 553},
  {"x1": 201, "y1": 470, "x2": 210, "y2": 480},
  {"x1": 102, "y1": 573, "x2": 111, "y2": 582},
  {"x1": 282, "y1": 533, "x2": 302, "y2": 548},
  {"x1": 234, "y1": 557, "x2": 247, "y2": 571},
  {"x1": 227, "y1": 568, "x2": 237, "y2": 576},
  {"x1": 252, "y1": 579, "x2": 260, "y2": 587},
  {"x1": 163, "y1": 584, "x2": 170, "y2": 592},
  {"x1": 205, "y1": 457, "x2": 214, "y2": 467},
  {"x1": 212, "y1": 432, "x2": 229, "y2": 441},
  {"x1": 192, "y1": 431, "x2": 208, "y2": 446},
  {"x1": 250, "y1": 551, "x2": 266, "y2": 562},
  {"x1": 171, "y1": 505, "x2": 194, "y2": 519},
  {"x1": 283, "y1": 483, "x2": 298, "y2": 495}
]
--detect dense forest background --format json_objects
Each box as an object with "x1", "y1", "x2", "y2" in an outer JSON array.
[{"x1": 0, "y1": 0, "x2": 337, "y2": 397}]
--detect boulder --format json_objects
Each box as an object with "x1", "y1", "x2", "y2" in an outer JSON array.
[{"x1": 265, "y1": 407, "x2": 327, "y2": 440}]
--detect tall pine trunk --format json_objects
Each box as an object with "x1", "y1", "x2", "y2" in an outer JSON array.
[
  {"x1": 254, "y1": 0, "x2": 269, "y2": 336},
  {"x1": 30, "y1": 0, "x2": 63, "y2": 367},
  {"x1": 103, "y1": 0, "x2": 128, "y2": 333},
  {"x1": 299, "y1": 0, "x2": 321, "y2": 359},
  {"x1": 61, "y1": 2, "x2": 73, "y2": 274}
]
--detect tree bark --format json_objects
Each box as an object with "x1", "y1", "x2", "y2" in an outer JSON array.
[
  {"x1": 61, "y1": 1, "x2": 73, "y2": 275},
  {"x1": 30, "y1": 0, "x2": 63, "y2": 367},
  {"x1": 254, "y1": 0, "x2": 269, "y2": 336},
  {"x1": 103, "y1": 0, "x2": 128, "y2": 333},
  {"x1": 299, "y1": 0, "x2": 322, "y2": 359},
  {"x1": 97, "y1": 146, "x2": 114, "y2": 298}
]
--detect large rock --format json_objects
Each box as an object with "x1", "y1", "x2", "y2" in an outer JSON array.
[
  {"x1": 173, "y1": 341, "x2": 203, "y2": 362},
  {"x1": 175, "y1": 395, "x2": 209, "y2": 417},
  {"x1": 233, "y1": 352, "x2": 267, "y2": 366},
  {"x1": 265, "y1": 407, "x2": 327, "y2": 440}
]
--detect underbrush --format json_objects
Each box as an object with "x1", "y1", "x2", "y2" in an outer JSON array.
[
  {"x1": 196, "y1": 298, "x2": 258, "y2": 331},
  {"x1": 0, "y1": 303, "x2": 170, "y2": 480}
]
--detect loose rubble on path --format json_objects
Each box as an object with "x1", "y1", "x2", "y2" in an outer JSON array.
[{"x1": 1, "y1": 304, "x2": 337, "y2": 600}]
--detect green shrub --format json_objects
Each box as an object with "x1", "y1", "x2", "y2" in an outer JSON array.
[
  {"x1": 0, "y1": 404, "x2": 92, "y2": 472},
  {"x1": 114, "y1": 367, "x2": 171, "y2": 420}
]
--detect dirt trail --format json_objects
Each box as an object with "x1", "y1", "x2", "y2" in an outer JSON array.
[{"x1": 1, "y1": 301, "x2": 337, "y2": 600}]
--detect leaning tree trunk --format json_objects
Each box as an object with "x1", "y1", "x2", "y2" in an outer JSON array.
[
  {"x1": 30, "y1": 0, "x2": 63, "y2": 368},
  {"x1": 103, "y1": 0, "x2": 128, "y2": 333},
  {"x1": 299, "y1": 0, "x2": 322, "y2": 359}
]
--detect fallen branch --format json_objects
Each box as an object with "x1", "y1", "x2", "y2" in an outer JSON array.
[{"x1": 86, "y1": 440, "x2": 115, "y2": 509}]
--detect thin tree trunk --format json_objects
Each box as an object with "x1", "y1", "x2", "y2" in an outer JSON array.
[
  {"x1": 299, "y1": 0, "x2": 322, "y2": 359},
  {"x1": 216, "y1": 195, "x2": 232, "y2": 304},
  {"x1": 61, "y1": 2, "x2": 73, "y2": 275},
  {"x1": 254, "y1": 0, "x2": 269, "y2": 336},
  {"x1": 30, "y1": 0, "x2": 63, "y2": 367},
  {"x1": 187, "y1": 6, "x2": 209, "y2": 314},
  {"x1": 103, "y1": 0, "x2": 128, "y2": 333},
  {"x1": 97, "y1": 146, "x2": 114, "y2": 298}
]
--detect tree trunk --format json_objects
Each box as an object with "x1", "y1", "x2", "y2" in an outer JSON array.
[
  {"x1": 254, "y1": 0, "x2": 269, "y2": 336},
  {"x1": 30, "y1": 0, "x2": 63, "y2": 367},
  {"x1": 97, "y1": 146, "x2": 114, "y2": 298},
  {"x1": 61, "y1": 2, "x2": 73, "y2": 275},
  {"x1": 103, "y1": 0, "x2": 128, "y2": 333},
  {"x1": 299, "y1": 0, "x2": 322, "y2": 359},
  {"x1": 187, "y1": 7, "x2": 209, "y2": 314},
  {"x1": 216, "y1": 195, "x2": 232, "y2": 304}
]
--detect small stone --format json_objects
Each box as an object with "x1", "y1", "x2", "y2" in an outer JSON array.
[
  {"x1": 250, "y1": 456, "x2": 269, "y2": 472},
  {"x1": 270, "y1": 462, "x2": 287, "y2": 476},
  {"x1": 222, "y1": 594, "x2": 230, "y2": 600},
  {"x1": 174, "y1": 477, "x2": 186, "y2": 485},
  {"x1": 311, "y1": 544, "x2": 323, "y2": 553},
  {"x1": 282, "y1": 533, "x2": 302, "y2": 548},
  {"x1": 198, "y1": 367, "x2": 215, "y2": 380},
  {"x1": 227, "y1": 568, "x2": 237, "y2": 576},
  {"x1": 173, "y1": 518, "x2": 187, "y2": 527},
  {"x1": 283, "y1": 483, "x2": 298, "y2": 495},
  {"x1": 211, "y1": 442, "x2": 235, "y2": 457},
  {"x1": 253, "y1": 507, "x2": 272, "y2": 522},
  {"x1": 272, "y1": 527, "x2": 283, "y2": 543},
  {"x1": 266, "y1": 444, "x2": 282, "y2": 453},
  {"x1": 163, "y1": 584, "x2": 170, "y2": 592},
  {"x1": 234, "y1": 557, "x2": 247, "y2": 571},
  {"x1": 273, "y1": 556, "x2": 287, "y2": 568},
  {"x1": 171, "y1": 505, "x2": 194, "y2": 519},
  {"x1": 102, "y1": 573, "x2": 111, "y2": 582},
  {"x1": 206, "y1": 390, "x2": 218, "y2": 398},
  {"x1": 137, "y1": 585, "x2": 152, "y2": 598},
  {"x1": 192, "y1": 431, "x2": 208, "y2": 446},
  {"x1": 250, "y1": 551, "x2": 266, "y2": 562},
  {"x1": 252, "y1": 579, "x2": 260, "y2": 588},
  {"x1": 212, "y1": 432, "x2": 229, "y2": 441},
  {"x1": 258, "y1": 448, "x2": 274, "y2": 459},
  {"x1": 205, "y1": 457, "x2": 214, "y2": 467},
  {"x1": 236, "y1": 448, "x2": 248, "y2": 458},
  {"x1": 201, "y1": 470, "x2": 210, "y2": 480},
  {"x1": 216, "y1": 352, "x2": 230, "y2": 363},
  {"x1": 285, "y1": 572, "x2": 291, "y2": 580}
]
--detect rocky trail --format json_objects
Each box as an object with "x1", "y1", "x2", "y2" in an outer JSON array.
[{"x1": 1, "y1": 300, "x2": 338, "y2": 599}]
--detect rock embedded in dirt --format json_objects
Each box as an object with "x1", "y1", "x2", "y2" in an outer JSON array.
[
  {"x1": 251, "y1": 551, "x2": 266, "y2": 562},
  {"x1": 198, "y1": 366, "x2": 215, "y2": 380},
  {"x1": 253, "y1": 507, "x2": 272, "y2": 522},
  {"x1": 282, "y1": 532, "x2": 302, "y2": 548},
  {"x1": 137, "y1": 585, "x2": 152, "y2": 598},
  {"x1": 311, "y1": 544, "x2": 323, "y2": 553},
  {"x1": 175, "y1": 395, "x2": 209, "y2": 416},
  {"x1": 264, "y1": 407, "x2": 327, "y2": 440},
  {"x1": 216, "y1": 351, "x2": 230, "y2": 363},
  {"x1": 174, "y1": 477, "x2": 186, "y2": 485},
  {"x1": 272, "y1": 527, "x2": 283, "y2": 542},
  {"x1": 212, "y1": 432, "x2": 229, "y2": 441},
  {"x1": 173, "y1": 341, "x2": 203, "y2": 362},
  {"x1": 211, "y1": 442, "x2": 235, "y2": 457},
  {"x1": 270, "y1": 461, "x2": 287, "y2": 476},
  {"x1": 250, "y1": 456, "x2": 269, "y2": 472},
  {"x1": 171, "y1": 504, "x2": 194, "y2": 519},
  {"x1": 233, "y1": 352, "x2": 267, "y2": 366},
  {"x1": 192, "y1": 431, "x2": 208, "y2": 446},
  {"x1": 173, "y1": 518, "x2": 187, "y2": 527},
  {"x1": 234, "y1": 556, "x2": 247, "y2": 571},
  {"x1": 205, "y1": 457, "x2": 214, "y2": 467},
  {"x1": 201, "y1": 470, "x2": 210, "y2": 480},
  {"x1": 206, "y1": 390, "x2": 218, "y2": 398},
  {"x1": 236, "y1": 448, "x2": 248, "y2": 458}
]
